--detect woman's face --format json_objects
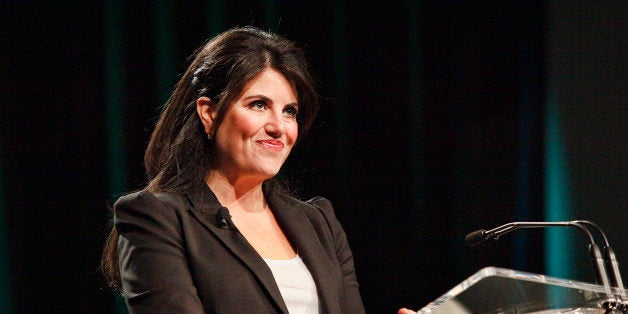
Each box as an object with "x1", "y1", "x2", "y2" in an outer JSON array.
[{"x1": 212, "y1": 68, "x2": 299, "y2": 183}]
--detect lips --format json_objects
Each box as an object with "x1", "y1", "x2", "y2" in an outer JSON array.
[{"x1": 257, "y1": 139, "x2": 284, "y2": 151}]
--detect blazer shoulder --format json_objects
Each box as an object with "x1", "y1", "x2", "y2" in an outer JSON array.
[
  {"x1": 304, "y1": 196, "x2": 341, "y2": 223},
  {"x1": 113, "y1": 190, "x2": 190, "y2": 216},
  {"x1": 301, "y1": 196, "x2": 342, "y2": 232},
  {"x1": 113, "y1": 190, "x2": 144, "y2": 206},
  {"x1": 305, "y1": 196, "x2": 334, "y2": 214}
]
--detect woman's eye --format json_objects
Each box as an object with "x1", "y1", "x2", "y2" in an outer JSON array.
[
  {"x1": 284, "y1": 106, "x2": 298, "y2": 118},
  {"x1": 249, "y1": 101, "x2": 266, "y2": 110}
]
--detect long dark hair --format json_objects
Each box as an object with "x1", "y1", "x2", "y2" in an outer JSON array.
[{"x1": 102, "y1": 26, "x2": 318, "y2": 290}]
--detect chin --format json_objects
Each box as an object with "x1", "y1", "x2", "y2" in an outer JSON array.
[
  {"x1": 254, "y1": 160, "x2": 286, "y2": 177},
  {"x1": 258, "y1": 168, "x2": 282, "y2": 179},
  {"x1": 240, "y1": 165, "x2": 280, "y2": 180}
]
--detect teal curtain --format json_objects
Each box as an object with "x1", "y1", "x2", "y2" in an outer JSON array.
[
  {"x1": 105, "y1": 0, "x2": 127, "y2": 313},
  {"x1": 544, "y1": 94, "x2": 576, "y2": 279}
]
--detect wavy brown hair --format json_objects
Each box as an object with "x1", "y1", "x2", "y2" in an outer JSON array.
[{"x1": 102, "y1": 26, "x2": 318, "y2": 290}]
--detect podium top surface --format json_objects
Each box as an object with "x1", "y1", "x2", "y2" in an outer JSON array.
[{"x1": 419, "y1": 267, "x2": 626, "y2": 314}]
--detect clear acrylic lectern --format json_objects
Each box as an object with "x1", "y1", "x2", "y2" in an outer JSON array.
[{"x1": 419, "y1": 267, "x2": 627, "y2": 313}]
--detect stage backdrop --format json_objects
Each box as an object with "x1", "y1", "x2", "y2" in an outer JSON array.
[{"x1": 1, "y1": 1, "x2": 624, "y2": 313}]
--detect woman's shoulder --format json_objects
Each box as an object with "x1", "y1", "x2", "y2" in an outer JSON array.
[
  {"x1": 279, "y1": 193, "x2": 339, "y2": 222},
  {"x1": 304, "y1": 196, "x2": 334, "y2": 213},
  {"x1": 292, "y1": 195, "x2": 347, "y2": 239},
  {"x1": 272, "y1": 191, "x2": 331, "y2": 211},
  {"x1": 114, "y1": 189, "x2": 189, "y2": 213}
]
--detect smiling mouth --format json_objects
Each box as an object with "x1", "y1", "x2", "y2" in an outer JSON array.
[{"x1": 257, "y1": 140, "x2": 284, "y2": 151}]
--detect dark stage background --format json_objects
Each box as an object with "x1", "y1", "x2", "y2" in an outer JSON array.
[{"x1": 1, "y1": 1, "x2": 625, "y2": 313}]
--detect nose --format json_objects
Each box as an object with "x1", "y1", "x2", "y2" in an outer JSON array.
[{"x1": 264, "y1": 110, "x2": 286, "y2": 138}]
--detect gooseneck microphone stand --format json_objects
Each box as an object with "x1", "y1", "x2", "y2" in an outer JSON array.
[{"x1": 466, "y1": 220, "x2": 626, "y2": 313}]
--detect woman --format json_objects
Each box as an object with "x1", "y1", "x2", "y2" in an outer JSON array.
[{"x1": 101, "y1": 27, "x2": 365, "y2": 313}]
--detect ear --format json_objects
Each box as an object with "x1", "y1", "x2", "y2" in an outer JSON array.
[{"x1": 196, "y1": 96, "x2": 218, "y2": 135}]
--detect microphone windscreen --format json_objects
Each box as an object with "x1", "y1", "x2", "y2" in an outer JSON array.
[
  {"x1": 216, "y1": 207, "x2": 231, "y2": 229},
  {"x1": 465, "y1": 230, "x2": 487, "y2": 246}
]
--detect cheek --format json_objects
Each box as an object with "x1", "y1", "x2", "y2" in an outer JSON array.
[
  {"x1": 235, "y1": 120, "x2": 259, "y2": 138},
  {"x1": 286, "y1": 124, "x2": 299, "y2": 144},
  {"x1": 227, "y1": 113, "x2": 260, "y2": 138}
]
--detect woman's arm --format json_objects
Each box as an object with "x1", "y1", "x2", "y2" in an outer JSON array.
[
  {"x1": 115, "y1": 191, "x2": 204, "y2": 313},
  {"x1": 308, "y1": 197, "x2": 366, "y2": 313}
]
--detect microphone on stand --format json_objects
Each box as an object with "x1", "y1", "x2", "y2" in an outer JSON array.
[
  {"x1": 465, "y1": 220, "x2": 626, "y2": 311},
  {"x1": 574, "y1": 220, "x2": 625, "y2": 295},
  {"x1": 216, "y1": 207, "x2": 235, "y2": 229}
]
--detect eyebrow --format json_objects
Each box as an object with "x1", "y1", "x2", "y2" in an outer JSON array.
[{"x1": 243, "y1": 94, "x2": 299, "y2": 108}]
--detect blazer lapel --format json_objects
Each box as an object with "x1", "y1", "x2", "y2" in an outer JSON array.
[
  {"x1": 184, "y1": 185, "x2": 289, "y2": 313},
  {"x1": 268, "y1": 191, "x2": 342, "y2": 313}
]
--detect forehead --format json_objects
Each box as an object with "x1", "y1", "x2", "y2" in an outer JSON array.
[{"x1": 238, "y1": 68, "x2": 298, "y2": 101}]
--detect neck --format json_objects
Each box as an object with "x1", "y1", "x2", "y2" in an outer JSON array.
[{"x1": 206, "y1": 171, "x2": 267, "y2": 213}]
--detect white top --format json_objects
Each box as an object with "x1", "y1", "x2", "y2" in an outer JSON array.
[{"x1": 263, "y1": 255, "x2": 319, "y2": 313}]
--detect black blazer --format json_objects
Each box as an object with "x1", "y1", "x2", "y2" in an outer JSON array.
[{"x1": 115, "y1": 184, "x2": 365, "y2": 313}]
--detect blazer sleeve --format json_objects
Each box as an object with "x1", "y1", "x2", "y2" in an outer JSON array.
[
  {"x1": 308, "y1": 197, "x2": 365, "y2": 313},
  {"x1": 114, "y1": 191, "x2": 204, "y2": 314}
]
